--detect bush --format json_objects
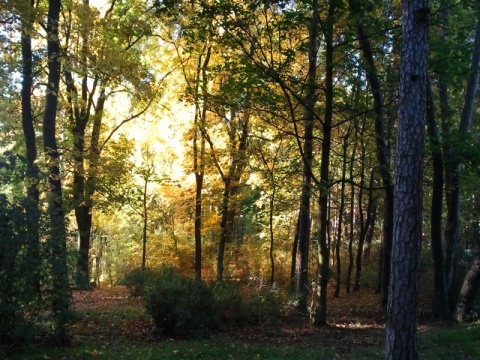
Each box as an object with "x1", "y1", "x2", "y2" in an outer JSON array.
[
  {"x1": 213, "y1": 278, "x2": 286, "y2": 327},
  {"x1": 118, "y1": 267, "x2": 155, "y2": 297},
  {"x1": 143, "y1": 267, "x2": 217, "y2": 337}
]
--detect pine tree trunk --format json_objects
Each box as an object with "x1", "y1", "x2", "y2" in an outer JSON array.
[{"x1": 385, "y1": 0, "x2": 429, "y2": 358}]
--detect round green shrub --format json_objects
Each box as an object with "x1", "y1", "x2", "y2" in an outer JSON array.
[
  {"x1": 143, "y1": 267, "x2": 217, "y2": 337},
  {"x1": 118, "y1": 267, "x2": 155, "y2": 297}
]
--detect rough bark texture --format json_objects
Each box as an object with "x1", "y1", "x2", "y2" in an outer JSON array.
[
  {"x1": 454, "y1": 252, "x2": 480, "y2": 322},
  {"x1": 385, "y1": 0, "x2": 429, "y2": 358}
]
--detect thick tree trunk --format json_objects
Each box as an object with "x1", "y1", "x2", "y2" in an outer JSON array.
[
  {"x1": 385, "y1": 0, "x2": 429, "y2": 358},
  {"x1": 43, "y1": 0, "x2": 70, "y2": 343}
]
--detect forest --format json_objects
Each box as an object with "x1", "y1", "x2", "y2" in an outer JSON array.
[{"x1": 1, "y1": 0, "x2": 480, "y2": 358}]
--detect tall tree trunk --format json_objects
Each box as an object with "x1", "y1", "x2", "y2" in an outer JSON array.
[
  {"x1": 21, "y1": 0, "x2": 41, "y2": 294},
  {"x1": 313, "y1": 0, "x2": 333, "y2": 326},
  {"x1": 294, "y1": 0, "x2": 319, "y2": 309},
  {"x1": 385, "y1": 0, "x2": 429, "y2": 358},
  {"x1": 43, "y1": 0, "x2": 70, "y2": 342},
  {"x1": 216, "y1": 112, "x2": 250, "y2": 282},
  {"x1": 193, "y1": 46, "x2": 209, "y2": 280},
  {"x1": 426, "y1": 79, "x2": 450, "y2": 319},
  {"x1": 349, "y1": 1, "x2": 395, "y2": 309}
]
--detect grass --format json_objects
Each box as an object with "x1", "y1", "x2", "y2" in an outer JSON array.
[
  {"x1": 5, "y1": 341, "x2": 336, "y2": 360},
  {"x1": 4, "y1": 324, "x2": 480, "y2": 359}
]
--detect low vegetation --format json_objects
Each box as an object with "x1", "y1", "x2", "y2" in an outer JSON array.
[{"x1": 2, "y1": 281, "x2": 480, "y2": 359}]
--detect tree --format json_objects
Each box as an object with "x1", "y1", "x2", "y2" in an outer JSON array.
[
  {"x1": 42, "y1": 0, "x2": 71, "y2": 342},
  {"x1": 62, "y1": 0, "x2": 156, "y2": 287},
  {"x1": 385, "y1": 0, "x2": 429, "y2": 358},
  {"x1": 20, "y1": 0, "x2": 41, "y2": 294},
  {"x1": 348, "y1": 0, "x2": 395, "y2": 308}
]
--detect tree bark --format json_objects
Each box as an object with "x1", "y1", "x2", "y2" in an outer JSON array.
[
  {"x1": 216, "y1": 110, "x2": 250, "y2": 282},
  {"x1": 193, "y1": 46, "x2": 209, "y2": 280},
  {"x1": 385, "y1": 0, "x2": 429, "y2": 358},
  {"x1": 313, "y1": 0, "x2": 333, "y2": 326},
  {"x1": 293, "y1": 0, "x2": 319, "y2": 309},
  {"x1": 21, "y1": 0, "x2": 41, "y2": 294},
  {"x1": 454, "y1": 251, "x2": 480, "y2": 322},
  {"x1": 43, "y1": 0, "x2": 71, "y2": 343}
]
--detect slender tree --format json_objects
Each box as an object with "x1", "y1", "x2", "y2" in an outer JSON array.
[
  {"x1": 43, "y1": 0, "x2": 71, "y2": 342},
  {"x1": 20, "y1": 0, "x2": 41, "y2": 294},
  {"x1": 313, "y1": 0, "x2": 334, "y2": 326}
]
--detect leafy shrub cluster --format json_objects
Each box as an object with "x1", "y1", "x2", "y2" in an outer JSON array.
[
  {"x1": 122, "y1": 267, "x2": 288, "y2": 337},
  {"x1": 143, "y1": 267, "x2": 217, "y2": 337},
  {"x1": 0, "y1": 195, "x2": 42, "y2": 343},
  {"x1": 118, "y1": 267, "x2": 156, "y2": 296}
]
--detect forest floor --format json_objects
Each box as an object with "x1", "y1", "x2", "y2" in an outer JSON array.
[{"x1": 4, "y1": 285, "x2": 480, "y2": 359}]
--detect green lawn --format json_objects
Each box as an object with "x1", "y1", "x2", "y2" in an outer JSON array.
[{"x1": 3, "y1": 323, "x2": 480, "y2": 359}]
